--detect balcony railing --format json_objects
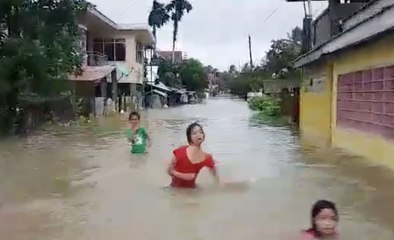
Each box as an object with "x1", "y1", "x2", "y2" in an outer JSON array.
[{"x1": 85, "y1": 51, "x2": 109, "y2": 66}]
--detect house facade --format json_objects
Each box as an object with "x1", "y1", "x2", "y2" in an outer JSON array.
[
  {"x1": 70, "y1": 5, "x2": 154, "y2": 115},
  {"x1": 294, "y1": 0, "x2": 394, "y2": 169}
]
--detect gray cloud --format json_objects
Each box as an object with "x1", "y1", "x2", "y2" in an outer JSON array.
[{"x1": 90, "y1": 0, "x2": 327, "y2": 70}]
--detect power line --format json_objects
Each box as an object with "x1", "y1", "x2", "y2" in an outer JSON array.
[
  {"x1": 264, "y1": 8, "x2": 278, "y2": 22},
  {"x1": 264, "y1": 0, "x2": 288, "y2": 22}
]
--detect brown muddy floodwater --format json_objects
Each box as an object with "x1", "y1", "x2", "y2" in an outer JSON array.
[{"x1": 0, "y1": 98, "x2": 394, "y2": 240}]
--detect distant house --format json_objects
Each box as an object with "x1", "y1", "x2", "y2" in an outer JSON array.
[
  {"x1": 69, "y1": 5, "x2": 154, "y2": 115},
  {"x1": 144, "y1": 81, "x2": 171, "y2": 108},
  {"x1": 156, "y1": 51, "x2": 183, "y2": 63}
]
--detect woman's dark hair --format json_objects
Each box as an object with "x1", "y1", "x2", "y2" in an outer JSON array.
[
  {"x1": 307, "y1": 200, "x2": 338, "y2": 236},
  {"x1": 129, "y1": 111, "x2": 140, "y2": 120},
  {"x1": 186, "y1": 122, "x2": 204, "y2": 144}
]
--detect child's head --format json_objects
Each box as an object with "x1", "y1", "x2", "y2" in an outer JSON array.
[
  {"x1": 129, "y1": 111, "x2": 140, "y2": 126},
  {"x1": 310, "y1": 200, "x2": 338, "y2": 237},
  {"x1": 186, "y1": 122, "x2": 205, "y2": 146}
]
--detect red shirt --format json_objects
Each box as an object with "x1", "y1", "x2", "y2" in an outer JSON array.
[{"x1": 170, "y1": 146, "x2": 215, "y2": 188}]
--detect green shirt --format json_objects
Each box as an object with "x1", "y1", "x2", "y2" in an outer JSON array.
[{"x1": 126, "y1": 127, "x2": 148, "y2": 154}]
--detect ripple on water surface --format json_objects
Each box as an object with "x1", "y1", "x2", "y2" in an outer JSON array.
[{"x1": 0, "y1": 99, "x2": 393, "y2": 239}]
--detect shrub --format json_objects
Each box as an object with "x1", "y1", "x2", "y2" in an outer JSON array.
[{"x1": 248, "y1": 96, "x2": 281, "y2": 116}]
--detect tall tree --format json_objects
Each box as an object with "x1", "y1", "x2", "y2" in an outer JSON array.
[
  {"x1": 166, "y1": 0, "x2": 192, "y2": 64},
  {"x1": 287, "y1": 26, "x2": 303, "y2": 45},
  {"x1": 229, "y1": 65, "x2": 237, "y2": 74},
  {"x1": 179, "y1": 58, "x2": 207, "y2": 91},
  {"x1": 148, "y1": 0, "x2": 170, "y2": 51},
  {"x1": 264, "y1": 39, "x2": 301, "y2": 78},
  {"x1": 0, "y1": 0, "x2": 88, "y2": 135}
]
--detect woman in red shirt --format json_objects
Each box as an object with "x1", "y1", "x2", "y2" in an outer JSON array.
[{"x1": 167, "y1": 122, "x2": 219, "y2": 188}]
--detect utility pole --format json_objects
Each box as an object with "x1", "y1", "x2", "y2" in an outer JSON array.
[
  {"x1": 150, "y1": 48, "x2": 153, "y2": 108},
  {"x1": 307, "y1": 0, "x2": 312, "y2": 17},
  {"x1": 248, "y1": 35, "x2": 253, "y2": 69}
]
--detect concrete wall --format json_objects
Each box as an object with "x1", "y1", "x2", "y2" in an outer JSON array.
[
  {"x1": 301, "y1": 33, "x2": 394, "y2": 169},
  {"x1": 300, "y1": 62, "x2": 333, "y2": 147},
  {"x1": 312, "y1": 3, "x2": 364, "y2": 47},
  {"x1": 331, "y1": 34, "x2": 394, "y2": 169}
]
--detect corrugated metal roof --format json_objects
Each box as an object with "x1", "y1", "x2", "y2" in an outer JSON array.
[
  {"x1": 147, "y1": 81, "x2": 171, "y2": 92},
  {"x1": 69, "y1": 66, "x2": 115, "y2": 81},
  {"x1": 153, "y1": 89, "x2": 167, "y2": 97}
]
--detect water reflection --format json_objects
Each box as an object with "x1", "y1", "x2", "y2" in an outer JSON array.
[{"x1": 0, "y1": 98, "x2": 393, "y2": 239}]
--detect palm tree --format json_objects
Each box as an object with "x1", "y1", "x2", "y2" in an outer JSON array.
[
  {"x1": 287, "y1": 26, "x2": 303, "y2": 46},
  {"x1": 166, "y1": 0, "x2": 192, "y2": 64},
  {"x1": 148, "y1": 0, "x2": 170, "y2": 51}
]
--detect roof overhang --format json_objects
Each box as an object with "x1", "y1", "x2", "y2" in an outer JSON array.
[
  {"x1": 84, "y1": 6, "x2": 118, "y2": 31},
  {"x1": 69, "y1": 66, "x2": 116, "y2": 82},
  {"x1": 118, "y1": 24, "x2": 155, "y2": 46},
  {"x1": 294, "y1": 3, "x2": 394, "y2": 68},
  {"x1": 146, "y1": 82, "x2": 171, "y2": 92},
  {"x1": 342, "y1": 0, "x2": 393, "y2": 31},
  {"x1": 152, "y1": 89, "x2": 167, "y2": 97},
  {"x1": 81, "y1": 7, "x2": 154, "y2": 45}
]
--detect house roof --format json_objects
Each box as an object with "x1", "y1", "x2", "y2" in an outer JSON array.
[
  {"x1": 342, "y1": 0, "x2": 392, "y2": 31},
  {"x1": 152, "y1": 89, "x2": 167, "y2": 97},
  {"x1": 146, "y1": 81, "x2": 171, "y2": 92},
  {"x1": 156, "y1": 51, "x2": 183, "y2": 63},
  {"x1": 69, "y1": 66, "x2": 115, "y2": 82},
  {"x1": 86, "y1": 6, "x2": 154, "y2": 45},
  {"x1": 293, "y1": 1, "x2": 394, "y2": 68}
]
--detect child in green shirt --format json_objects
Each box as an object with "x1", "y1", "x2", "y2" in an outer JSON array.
[{"x1": 126, "y1": 111, "x2": 150, "y2": 154}]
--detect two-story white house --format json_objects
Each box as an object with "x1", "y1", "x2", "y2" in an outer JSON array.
[{"x1": 70, "y1": 5, "x2": 154, "y2": 114}]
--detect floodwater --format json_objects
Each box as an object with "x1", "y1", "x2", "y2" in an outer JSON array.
[{"x1": 0, "y1": 98, "x2": 394, "y2": 240}]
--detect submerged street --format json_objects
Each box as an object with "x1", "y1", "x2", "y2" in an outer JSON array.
[{"x1": 0, "y1": 98, "x2": 394, "y2": 239}]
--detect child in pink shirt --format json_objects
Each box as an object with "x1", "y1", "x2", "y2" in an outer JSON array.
[{"x1": 300, "y1": 200, "x2": 339, "y2": 240}]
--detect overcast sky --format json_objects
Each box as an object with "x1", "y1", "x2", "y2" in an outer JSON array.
[{"x1": 90, "y1": 0, "x2": 327, "y2": 71}]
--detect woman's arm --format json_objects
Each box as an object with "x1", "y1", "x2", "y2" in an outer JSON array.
[
  {"x1": 210, "y1": 167, "x2": 220, "y2": 184},
  {"x1": 206, "y1": 154, "x2": 220, "y2": 184},
  {"x1": 167, "y1": 156, "x2": 195, "y2": 180}
]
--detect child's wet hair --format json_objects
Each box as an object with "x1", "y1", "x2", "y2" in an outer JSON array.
[
  {"x1": 186, "y1": 122, "x2": 204, "y2": 144},
  {"x1": 309, "y1": 199, "x2": 338, "y2": 235},
  {"x1": 129, "y1": 111, "x2": 140, "y2": 120}
]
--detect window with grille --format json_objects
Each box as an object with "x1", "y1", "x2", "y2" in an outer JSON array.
[{"x1": 93, "y1": 38, "x2": 126, "y2": 61}]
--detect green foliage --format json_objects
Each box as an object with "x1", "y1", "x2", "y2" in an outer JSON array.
[
  {"x1": 148, "y1": 0, "x2": 170, "y2": 45},
  {"x1": 287, "y1": 26, "x2": 303, "y2": 45},
  {"x1": 157, "y1": 59, "x2": 181, "y2": 87},
  {"x1": 157, "y1": 58, "x2": 207, "y2": 92},
  {"x1": 179, "y1": 58, "x2": 207, "y2": 91},
  {"x1": 249, "y1": 112, "x2": 290, "y2": 127},
  {"x1": 228, "y1": 68, "x2": 269, "y2": 98},
  {"x1": 0, "y1": 0, "x2": 88, "y2": 135},
  {"x1": 264, "y1": 38, "x2": 301, "y2": 78},
  {"x1": 166, "y1": 0, "x2": 192, "y2": 63},
  {"x1": 226, "y1": 26, "x2": 302, "y2": 97},
  {"x1": 248, "y1": 96, "x2": 281, "y2": 117}
]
